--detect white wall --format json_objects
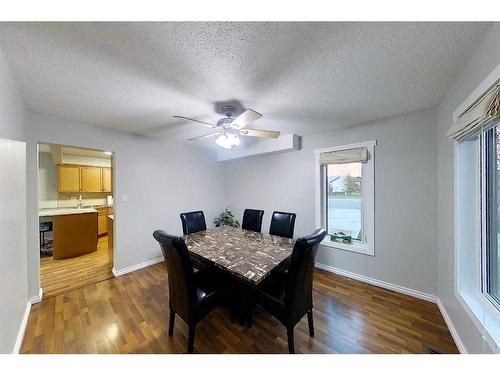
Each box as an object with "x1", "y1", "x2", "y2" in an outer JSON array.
[
  {"x1": 224, "y1": 108, "x2": 438, "y2": 296},
  {"x1": 25, "y1": 110, "x2": 226, "y2": 298},
  {"x1": 436, "y1": 24, "x2": 500, "y2": 353},
  {"x1": 0, "y1": 45, "x2": 28, "y2": 353},
  {"x1": 37, "y1": 152, "x2": 58, "y2": 204}
]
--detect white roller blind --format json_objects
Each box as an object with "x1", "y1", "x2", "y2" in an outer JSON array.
[
  {"x1": 319, "y1": 147, "x2": 369, "y2": 165},
  {"x1": 447, "y1": 83, "x2": 500, "y2": 142}
]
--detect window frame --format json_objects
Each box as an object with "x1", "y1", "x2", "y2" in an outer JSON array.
[
  {"x1": 454, "y1": 132, "x2": 500, "y2": 352},
  {"x1": 481, "y1": 129, "x2": 500, "y2": 310},
  {"x1": 314, "y1": 140, "x2": 376, "y2": 256},
  {"x1": 452, "y1": 64, "x2": 500, "y2": 353}
]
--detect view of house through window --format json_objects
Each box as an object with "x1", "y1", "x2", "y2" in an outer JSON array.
[{"x1": 326, "y1": 162, "x2": 363, "y2": 241}]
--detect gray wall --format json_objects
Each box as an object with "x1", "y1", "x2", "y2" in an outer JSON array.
[
  {"x1": 225, "y1": 108, "x2": 438, "y2": 295},
  {"x1": 24, "y1": 110, "x2": 226, "y2": 298},
  {"x1": 436, "y1": 24, "x2": 500, "y2": 353},
  {"x1": 0, "y1": 45, "x2": 28, "y2": 353},
  {"x1": 0, "y1": 45, "x2": 24, "y2": 141}
]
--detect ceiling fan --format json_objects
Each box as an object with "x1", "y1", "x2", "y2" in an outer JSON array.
[{"x1": 174, "y1": 105, "x2": 280, "y2": 149}]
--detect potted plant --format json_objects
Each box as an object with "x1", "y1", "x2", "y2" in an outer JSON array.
[{"x1": 214, "y1": 207, "x2": 240, "y2": 228}]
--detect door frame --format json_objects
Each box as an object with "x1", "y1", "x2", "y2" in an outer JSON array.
[{"x1": 35, "y1": 141, "x2": 117, "y2": 299}]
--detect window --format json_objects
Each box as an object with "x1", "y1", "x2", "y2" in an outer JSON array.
[
  {"x1": 452, "y1": 78, "x2": 500, "y2": 351},
  {"x1": 315, "y1": 141, "x2": 375, "y2": 256},
  {"x1": 482, "y1": 127, "x2": 500, "y2": 308},
  {"x1": 326, "y1": 163, "x2": 363, "y2": 241}
]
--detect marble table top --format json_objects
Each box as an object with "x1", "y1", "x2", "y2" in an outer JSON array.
[{"x1": 183, "y1": 226, "x2": 295, "y2": 285}]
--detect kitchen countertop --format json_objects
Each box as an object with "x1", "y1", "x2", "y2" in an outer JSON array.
[{"x1": 39, "y1": 207, "x2": 98, "y2": 217}]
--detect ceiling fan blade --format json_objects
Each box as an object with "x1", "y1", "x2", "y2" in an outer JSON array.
[
  {"x1": 231, "y1": 109, "x2": 262, "y2": 129},
  {"x1": 238, "y1": 128, "x2": 280, "y2": 139},
  {"x1": 173, "y1": 115, "x2": 216, "y2": 129},
  {"x1": 186, "y1": 132, "x2": 221, "y2": 141}
]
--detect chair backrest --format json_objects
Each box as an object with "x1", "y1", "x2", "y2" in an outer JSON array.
[
  {"x1": 180, "y1": 211, "x2": 207, "y2": 235},
  {"x1": 284, "y1": 228, "x2": 327, "y2": 325},
  {"x1": 153, "y1": 230, "x2": 197, "y2": 322},
  {"x1": 269, "y1": 211, "x2": 296, "y2": 239},
  {"x1": 241, "y1": 209, "x2": 265, "y2": 233}
]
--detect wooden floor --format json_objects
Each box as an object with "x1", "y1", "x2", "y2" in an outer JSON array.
[
  {"x1": 40, "y1": 236, "x2": 113, "y2": 298},
  {"x1": 22, "y1": 262, "x2": 458, "y2": 354}
]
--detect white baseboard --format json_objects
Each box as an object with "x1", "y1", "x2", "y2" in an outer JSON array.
[
  {"x1": 315, "y1": 262, "x2": 438, "y2": 303},
  {"x1": 29, "y1": 288, "x2": 43, "y2": 305},
  {"x1": 12, "y1": 301, "x2": 31, "y2": 354},
  {"x1": 112, "y1": 256, "x2": 164, "y2": 277},
  {"x1": 13, "y1": 287, "x2": 44, "y2": 353},
  {"x1": 437, "y1": 298, "x2": 467, "y2": 354}
]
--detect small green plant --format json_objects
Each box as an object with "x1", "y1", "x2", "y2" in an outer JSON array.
[{"x1": 214, "y1": 207, "x2": 240, "y2": 228}]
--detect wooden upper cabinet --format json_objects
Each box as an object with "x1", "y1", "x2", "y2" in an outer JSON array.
[
  {"x1": 81, "y1": 167, "x2": 102, "y2": 192},
  {"x1": 57, "y1": 164, "x2": 112, "y2": 193},
  {"x1": 101, "y1": 168, "x2": 112, "y2": 193},
  {"x1": 58, "y1": 165, "x2": 81, "y2": 192}
]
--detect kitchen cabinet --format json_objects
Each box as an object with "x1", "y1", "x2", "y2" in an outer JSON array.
[
  {"x1": 107, "y1": 214, "x2": 114, "y2": 268},
  {"x1": 97, "y1": 207, "x2": 108, "y2": 236},
  {"x1": 52, "y1": 211, "x2": 98, "y2": 259},
  {"x1": 81, "y1": 166, "x2": 102, "y2": 192},
  {"x1": 58, "y1": 165, "x2": 81, "y2": 192},
  {"x1": 57, "y1": 164, "x2": 112, "y2": 193},
  {"x1": 102, "y1": 168, "x2": 112, "y2": 192}
]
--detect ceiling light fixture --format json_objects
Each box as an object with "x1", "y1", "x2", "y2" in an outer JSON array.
[{"x1": 215, "y1": 133, "x2": 240, "y2": 149}]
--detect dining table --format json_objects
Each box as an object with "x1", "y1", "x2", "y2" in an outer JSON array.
[{"x1": 183, "y1": 225, "x2": 295, "y2": 285}]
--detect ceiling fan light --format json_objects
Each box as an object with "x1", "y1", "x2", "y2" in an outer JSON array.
[
  {"x1": 215, "y1": 134, "x2": 232, "y2": 149},
  {"x1": 228, "y1": 133, "x2": 240, "y2": 146}
]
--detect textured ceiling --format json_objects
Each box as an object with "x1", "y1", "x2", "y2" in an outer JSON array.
[{"x1": 0, "y1": 22, "x2": 493, "y2": 149}]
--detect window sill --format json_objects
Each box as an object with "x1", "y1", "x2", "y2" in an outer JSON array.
[
  {"x1": 320, "y1": 239, "x2": 374, "y2": 256},
  {"x1": 457, "y1": 291, "x2": 500, "y2": 353}
]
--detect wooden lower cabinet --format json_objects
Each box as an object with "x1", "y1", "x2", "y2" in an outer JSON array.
[
  {"x1": 107, "y1": 214, "x2": 114, "y2": 268},
  {"x1": 53, "y1": 212, "x2": 98, "y2": 259},
  {"x1": 97, "y1": 207, "x2": 108, "y2": 236},
  {"x1": 97, "y1": 206, "x2": 113, "y2": 236}
]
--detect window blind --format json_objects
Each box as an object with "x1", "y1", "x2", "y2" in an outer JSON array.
[
  {"x1": 447, "y1": 83, "x2": 500, "y2": 142},
  {"x1": 319, "y1": 147, "x2": 369, "y2": 165}
]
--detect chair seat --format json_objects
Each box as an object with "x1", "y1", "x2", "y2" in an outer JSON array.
[
  {"x1": 194, "y1": 267, "x2": 232, "y2": 320},
  {"x1": 255, "y1": 274, "x2": 287, "y2": 324},
  {"x1": 275, "y1": 257, "x2": 291, "y2": 277}
]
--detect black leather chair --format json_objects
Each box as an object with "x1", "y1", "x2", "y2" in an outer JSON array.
[
  {"x1": 269, "y1": 211, "x2": 296, "y2": 239},
  {"x1": 254, "y1": 228, "x2": 327, "y2": 353},
  {"x1": 241, "y1": 209, "x2": 265, "y2": 233},
  {"x1": 180, "y1": 211, "x2": 207, "y2": 235},
  {"x1": 153, "y1": 230, "x2": 230, "y2": 353}
]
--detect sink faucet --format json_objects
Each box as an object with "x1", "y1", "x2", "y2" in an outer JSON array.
[{"x1": 77, "y1": 195, "x2": 83, "y2": 209}]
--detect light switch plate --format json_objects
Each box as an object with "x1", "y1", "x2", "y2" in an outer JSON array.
[{"x1": 121, "y1": 194, "x2": 128, "y2": 202}]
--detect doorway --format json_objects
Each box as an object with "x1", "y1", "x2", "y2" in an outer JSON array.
[{"x1": 37, "y1": 143, "x2": 115, "y2": 298}]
